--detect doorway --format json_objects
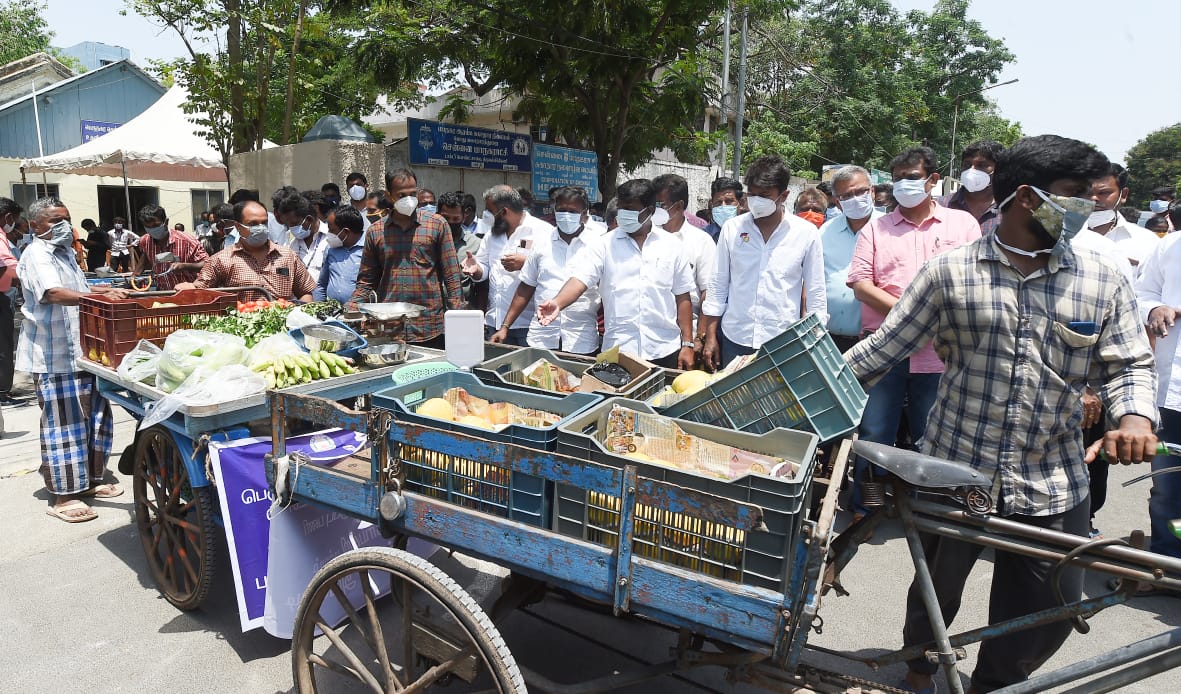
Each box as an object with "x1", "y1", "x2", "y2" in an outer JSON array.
[{"x1": 97, "y1": 185, "x2": 159, "y2": 232}]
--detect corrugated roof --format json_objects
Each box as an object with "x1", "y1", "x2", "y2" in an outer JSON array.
[{"x1": 0, "y1": 59, "x2": 162, "y2": 114}]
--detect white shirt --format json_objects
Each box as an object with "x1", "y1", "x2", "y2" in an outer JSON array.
[
  {"x1": 570, "y1": 225, "x2": 695, "y2": 360},
  {"x1": 107, "y1": 228, "x2": 137, "y2": 256},
  {"x1": 520, "y1": 228, "x2": 600, "y2": 354},
  {"x1": 1071, "y1": 229, "x2": 1135, "y2": 285},
  {"x1": 1096, "y1": 217, "x2": 1160, "y2": 271},
  {"x1": 1135, "y1": 231, "x2": 1181, "y2": 411},
  {"x1": 666, "y1": 222, "x2": 716, "y2": 316},
  {"x1": 267, "y1": 211, "x2": 289, "y2": 245},
  {"x1": 702, "y1": 211, "x2": 828, "y2": 349},
  {"x1": 288, "y1": 229, "x2": 330, "y2": 280},
  {"x1": 475, "y1": 212, "x2": 555, "y2": 329}
]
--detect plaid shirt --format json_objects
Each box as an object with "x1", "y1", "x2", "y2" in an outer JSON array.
[
  {"x1": 846, "y1": 234, "x2": 1157, "y2": 517},
  {"x1": 135, "y1": 230, "x2": 209, "y2": 290},
  {"x1": 194, "y1": 241, "x2": 316, "y2": 301},
  {"x1": 15, "y1": 240, "x2": 90, "y2": 373},
  {"x1": 351, "y1": 212, "x2": 463, "y2": 341}
]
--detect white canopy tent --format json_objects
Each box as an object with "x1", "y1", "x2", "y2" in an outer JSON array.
[{"x1": 21, "y1": 85, "x2": 231, "y2": 219}]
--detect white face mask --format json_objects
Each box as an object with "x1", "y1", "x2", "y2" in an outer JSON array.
[
  {"x1": 650, "y1": 207, "x2": 670, "y2": 227},
  {"x1": 615, "y1": 209, "x2": 646, "y2": 234},
  {"x1": 959, "y1": 168, "x2": 991, "y2": 193},
  {"x1": 481, "y1": 210, "x2": 495, "y2": 227},
  {"x1": 1086, "y1": 208, "x2": 1117, "y2": 229},
  {"x1": 2, "y1": 220, "x2": 13, "y2": 235},
  {"x1": 324, "y1": 232, "x2": 345, "y2": 249},
  {"x1": 746, "y1": 195, "x2": 779, "y2": 219},
  {"x1": 348, "y1": 184, "x2": 367, "y2": 201},
  {"x1": 837, "y1": 192, "x2": 875, "y2": 221},
  {"x1": 393, "y1": 195, "x2": 419, "y2": 216},
  {"x1": 892, "y1": 177, "x2": 931, "y2": 209},
  {"x1": 554, "y1": 211, "x2": 583, "y2": 235}
]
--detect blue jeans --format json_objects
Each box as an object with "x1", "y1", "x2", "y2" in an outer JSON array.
[
  {"x1": 719, "y1": 329, "x2": 757, "y2": 369},
  {"x1": 852, "y1": 360, "x2": 941, "y2": 515},
  {"x1": 1150, "y1": 407, "x2": 1181, "y2": 561}
]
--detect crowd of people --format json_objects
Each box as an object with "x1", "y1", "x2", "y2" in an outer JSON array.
[{"x1": 1, "y1": 132, "x2": 1180, "y2": 693}]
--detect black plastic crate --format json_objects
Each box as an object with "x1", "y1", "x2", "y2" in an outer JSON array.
[{"x1": 555, "y1": 399, "x2": 819, "y2": 592}]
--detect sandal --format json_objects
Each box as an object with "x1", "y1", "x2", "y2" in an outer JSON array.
[
  {"x1": 80, "y1": 483, "x2": 124, "y2": 499},
  {"x1": 46, "y1": 500, "x2": 98, "y2": 523}
]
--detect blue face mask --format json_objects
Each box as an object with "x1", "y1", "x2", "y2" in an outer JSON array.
[
  {"x1": 1149, "y1": 199, "x2": 1170, "y2": 214},
  {"x1": 712, "y1": 204, "x2": 738, "y2": 226},
  {"x1": 420, "y1": 204, "x2": 437, "y2": 216}
]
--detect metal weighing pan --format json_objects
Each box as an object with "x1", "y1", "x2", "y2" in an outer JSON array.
[{"x1": 355, "y1": 302, "x2": 426, "y2": 321}]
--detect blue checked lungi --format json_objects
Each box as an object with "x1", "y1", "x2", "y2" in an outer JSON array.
[{"x1": 34, "y1": 372, "x2": 114, "y2": 495}]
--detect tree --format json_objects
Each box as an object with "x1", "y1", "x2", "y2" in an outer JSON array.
[
  {"x1": 344, "y1": 0, "x2": 732, "y2": 199},
  {"x1": 0, "y1": 0, "x2": 86, "y2": 72},
  {"x1": 1125, "y1": 123, "x2": 1181, "y2": 206},
  {"x1": 736, "y1": 0, "x2": 1019, "y2": 175}
]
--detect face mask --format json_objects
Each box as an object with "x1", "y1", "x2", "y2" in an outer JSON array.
[
  {"x1": 998, "y1": 186, "x2": 1094, "y2": 252},
  {"x1": 838, "y1": 193, "x2": 875, "y2": 221},
  {"x1": 797, "y1": 210, "x2": 825, "y2": 227},
  {"x1": 449, "y1": 222, "x2": 465, "y2": 238},
  {"x1": 241, "y1": 223, "x2": 270, "y2": 247},
  {"x1": 746, "y1": 195, "x2": 780, "y2": 219},
  {"x1": 874, "y1": 206, "x2": 889, "y2": 214},
  {"x1": 1149, "y1": 199, "x2": 1170, "y2": 214},
  {"x1": 650, "y1": 207, "x2": 670, "y2": 227},
  {"x1": 481, "y1": 210, "x2": 495, "y2": 227},
  {"x1": 288, "y1": 216, "x2": 313, "y2": 241},
  {"x1": 615, "y1": 209, "x2": 646, "y2": 234},
  {"x1": 892, "y1": 177, "x2": 931, "y2": 209},
  {"x1": 145, "y1": 224, "x2": 169, "y2": 241},
  {"x1": 420, "y1": 204, "x2": 437, "y2": 216},
  {"x1": 114, "y1": 223, "x2": 123, "y2": 230},
  {"x1": 2, "y1": 220, "x2": 13, "y2": 235},
  {"x1": 555, "y1": 211, "x2": 584, "y2": 235},
  {"x1": 348, "y1": 185, "x2": 367, "y2": 201},
  {"x1": 324, "y1": 232, "x2": 345, "y2": 249},
  {"x1": 959, "y1": 168, "x2": 991, "y2": 193},
  {"x1": 393, "y1": 195, "x2": 419, "y2": 216},
  {"x1": 42, "y1": 220, "x2": 75, "y2": 247},
  {"x1": 711, "y1": 204, "x2": 738, "y2": 226},
  {"x1": 589, "y1": 215, "x2": 604, "y2": 224},
  {"x1": 1085, "y1": 208, "x2": 1117, "y2": 229}
]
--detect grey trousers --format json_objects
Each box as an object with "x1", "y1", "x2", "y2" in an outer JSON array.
[{"x1": 903, "y1": 497, "x2": 1090, "y2": 692}]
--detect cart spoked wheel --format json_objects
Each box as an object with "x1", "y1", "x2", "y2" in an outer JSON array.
[
  {"x1": 293, "y1": 547, "x2": 525, "y2": 694},
  {"x1": 132, "y1": 426, "x2": 217, "y2": 611}
]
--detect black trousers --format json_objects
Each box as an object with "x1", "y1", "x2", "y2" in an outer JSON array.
[
  {"x1": 903, "y1": 498, "x2": 1089, "y2": 692},
  {"x1": 0, "y1": 295, "x2": 14, "y2": 394}
]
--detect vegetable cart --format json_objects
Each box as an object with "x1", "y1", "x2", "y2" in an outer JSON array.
[{"x1": 258, "y1": 341, "x2": 1181, "y2": 691}]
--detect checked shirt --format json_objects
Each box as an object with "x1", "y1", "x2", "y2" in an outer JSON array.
[{"x1": 845, "y1": 234, "x2": 1157, "y2": 517}]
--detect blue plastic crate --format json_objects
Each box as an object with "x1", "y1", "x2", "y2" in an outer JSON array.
[
  {"x1": 555, "y1": 399, "x2": 819, "y2": 592},
  {"x1": 288, "y1": 320, "x2": 368, "y2": 359},
  {"x1": 372, "y1": 372, "x2": 602, "y2": 527},
  {"x1": 661, "y1": 313, "x2": 866, "y2": 442}
]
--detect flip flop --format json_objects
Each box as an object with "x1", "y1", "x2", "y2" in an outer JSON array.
[
  {"x1": 80, "y1": 483, "x2": 124, "y2": 499},
  {"x1": 46, "y1": 500, "x2": 98, "y2": 523}
]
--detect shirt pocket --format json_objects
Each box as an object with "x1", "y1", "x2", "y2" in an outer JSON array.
[
  {"x1": 1046, "y1": 321, "x2": 1100, "y2": 380},
  {"x1": 649, "y1": 256, "x2": 675, "y2": 290},
  {"x1": 410, "y1": 242, "x2": 435, "y2": 268}
]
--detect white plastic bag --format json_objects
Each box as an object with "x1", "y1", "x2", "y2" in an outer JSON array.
[
  {"x1": 117, "y1": 340, "x2": 163, "y2": 385},
  {"x1": 140, "y1": 364, "x2": 266, "y2": 430},
  {"x1": 285, "y1": 307, "x2": 322, "y2": 331},
  {"x1": 248, "y1": 333, "x2": 304, "y2": 369},
  {"x1": 157, "y1": 330, "x2": 248, "y2": 393}
]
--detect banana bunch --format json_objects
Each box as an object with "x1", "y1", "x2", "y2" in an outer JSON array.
[{"x1": 252, "y1": 350, "x2": 357, "y2": 389}]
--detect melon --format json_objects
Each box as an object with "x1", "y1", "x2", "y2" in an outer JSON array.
[
  {"x1": 672, "y1": 370, "x2": 711, "y2": 395},
  {"x1": 417, "y1": 397, "x2": 455, "y2": 421}
]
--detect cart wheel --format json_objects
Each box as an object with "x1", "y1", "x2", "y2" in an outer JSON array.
[
  {"x1": 292, "y1": 547, "x2": 525, "y2": 694},
  {"x1": 132, "y1": 426, "x2": 217, "y2": 611}
]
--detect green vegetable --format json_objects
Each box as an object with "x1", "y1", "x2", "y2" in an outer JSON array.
[{"x1": 190, "y1": 305, "x2": 295, "y2": 348}]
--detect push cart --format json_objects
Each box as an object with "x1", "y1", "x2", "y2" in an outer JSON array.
[{"x1": 266, "y1": 384, "x2": 1181, "y2": 694}]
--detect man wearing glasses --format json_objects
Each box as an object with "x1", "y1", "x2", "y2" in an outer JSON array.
[{"x1": 819, "y1": 165, "x2": 882, "y2": 354}]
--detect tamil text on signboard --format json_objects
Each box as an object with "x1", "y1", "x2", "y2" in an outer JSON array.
[
  {"x1": 80, "y1": 119, "x2": 121, "y2": 143},
  {"x1": 407, "y1": 118, "x2": 532, "y2": 172},
  {"x1": 532, "y1": 143, "x2": 600, "y2": 202}
]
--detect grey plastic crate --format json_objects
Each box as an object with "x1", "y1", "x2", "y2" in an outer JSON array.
[
  {"x1": 555, "y1": 398, "x2": 819, "y2": 592},
  {"x1": 474, "y1": 347, "x2": 665, "y2": 400}
]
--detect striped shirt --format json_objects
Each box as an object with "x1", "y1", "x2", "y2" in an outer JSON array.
[
  {"x1": 351, "y1": 211, "x2": 463, "y2": 342},
  {"x1": 846, "y1": 234, "x2": 1157, "y2": 517},
  {"x1": 15, "y1": 240, "x2": 90, "y2": 373}
]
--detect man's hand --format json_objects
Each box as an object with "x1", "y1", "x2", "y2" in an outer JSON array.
[
  {"x1": 1085, "y1": 414, "x2": 1158, "y2": 465},
  {"x1": 489, "y1": 327, "x2": 508, "y2": 344},
  {"x1": 500, "y1": 253, "x2": 525, "y2": 273},
  {"x1": 702, "y1": 335, "x2": 721, "y2": 372},
  {"x1": 460, "y1": 251, "x2": 480, "y2": 277},
  {"x1": 1147, "y1": 305, "x2": 1178, "y2": 338},
  {"x1": 677, "y1": 346, "x2": 696, "y2": 370},
  {"x1": 536, "y1": 299, "x2": 560, "y2": 326},
  {"x1": 173, "y1": 282, "x2": 196, "y2": 291},
  {"x1": 98, "y1": 287, "x2": 129, "y2": 300},
  {"x1": 1081, "y1": 388, "x2": 1102, "y2": 430}
]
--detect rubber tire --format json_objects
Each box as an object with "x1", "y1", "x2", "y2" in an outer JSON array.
[
  {"x1": 132, "y1": 426, "x2": 218, "y2": 611},
  {"x1": 292, "y1": 546, "x2": 526, "y2": 693}
]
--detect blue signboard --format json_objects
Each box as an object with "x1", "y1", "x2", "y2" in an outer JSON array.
[
  {"x1": 407, "y1": 118, "x2": 532, "y2": 172},
  {"x1": 532, "y1": 143, "x2": 600, "y2": 202},
  {"x1": 80, "y1": 119, "x2": 121, "y2": 143}
]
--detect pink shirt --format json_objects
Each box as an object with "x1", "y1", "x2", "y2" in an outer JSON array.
[
  {"x1": 0, "y1": 235, "x2": 16, "y2": 293},
  {"x1": 847, "y1": 203, "x2": 982, "y2": 373}
]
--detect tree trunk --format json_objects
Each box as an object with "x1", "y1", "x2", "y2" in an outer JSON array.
[
  {"x1": 282, "y1": 0, "x2": 307, "y2": 145},
  {"x1": 226, "y1": 0, "x2": 248, "y2": 154}
]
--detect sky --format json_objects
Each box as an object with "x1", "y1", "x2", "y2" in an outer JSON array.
[{"x1": 45, "y1": 0, "x2": 1181, "y2": 165}]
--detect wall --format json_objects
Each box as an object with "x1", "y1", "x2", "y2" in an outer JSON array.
[
  {"x1": 0, "y1": 157, "x2": 227, "y2": 231},
  {"x1": 229, "y1": 139, "x2": 386, "y2": 200}
]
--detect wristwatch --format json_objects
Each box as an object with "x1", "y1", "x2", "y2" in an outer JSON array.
[{"x1": 681, "y1": 341, "x2": 696, "y2": 348}]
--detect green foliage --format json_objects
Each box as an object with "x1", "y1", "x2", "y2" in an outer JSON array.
[
  {"x1": 1125, "y1": 123, "x2": 1181, "y2": 206},
  {"x1": 738, "y1": 0, "x2": 1019, "y2": 175},
  {"x1": 0, "y1": 0, "x2": 57, "y2": 65}
]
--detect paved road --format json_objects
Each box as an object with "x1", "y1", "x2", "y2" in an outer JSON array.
[{"x1": 2, "y1": 387, "x2": 1179, "y2": 693}]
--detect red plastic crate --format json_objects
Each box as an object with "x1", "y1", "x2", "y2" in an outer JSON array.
[{"x1": 79, "y1": 289, "x2": 236, "y2": 368}]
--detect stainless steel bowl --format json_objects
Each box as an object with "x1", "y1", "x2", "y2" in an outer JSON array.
[
  {"x1": 300, "y1": 324, "x2": 358, "y2": 353},
  {"x1": 357, "y1": 343, "x2": 410, "y2": 368}
]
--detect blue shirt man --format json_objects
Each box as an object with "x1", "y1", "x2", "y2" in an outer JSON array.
[
  {"x1": 314, "y1": 205, "x2": 366, "y2": 303},
  {"x1": 818, "y1": 166, "x2": 880, "y2": 351}
]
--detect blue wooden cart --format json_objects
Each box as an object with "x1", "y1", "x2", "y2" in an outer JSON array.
[{"x1": 266, "y1": 388, "x2": 1181, "y2": 694}]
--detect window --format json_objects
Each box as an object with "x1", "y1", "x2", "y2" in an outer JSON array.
[
  {"x1": 190, "y1": 189, "x2": 225, "y2": 228},
  {"x1": 10, "y1": 183, "x2": 61, "y2": 211}
]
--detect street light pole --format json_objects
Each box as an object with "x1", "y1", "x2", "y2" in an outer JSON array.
[{"x1": 948, "y1": 78, "x2": 1019, "y2": 176}]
